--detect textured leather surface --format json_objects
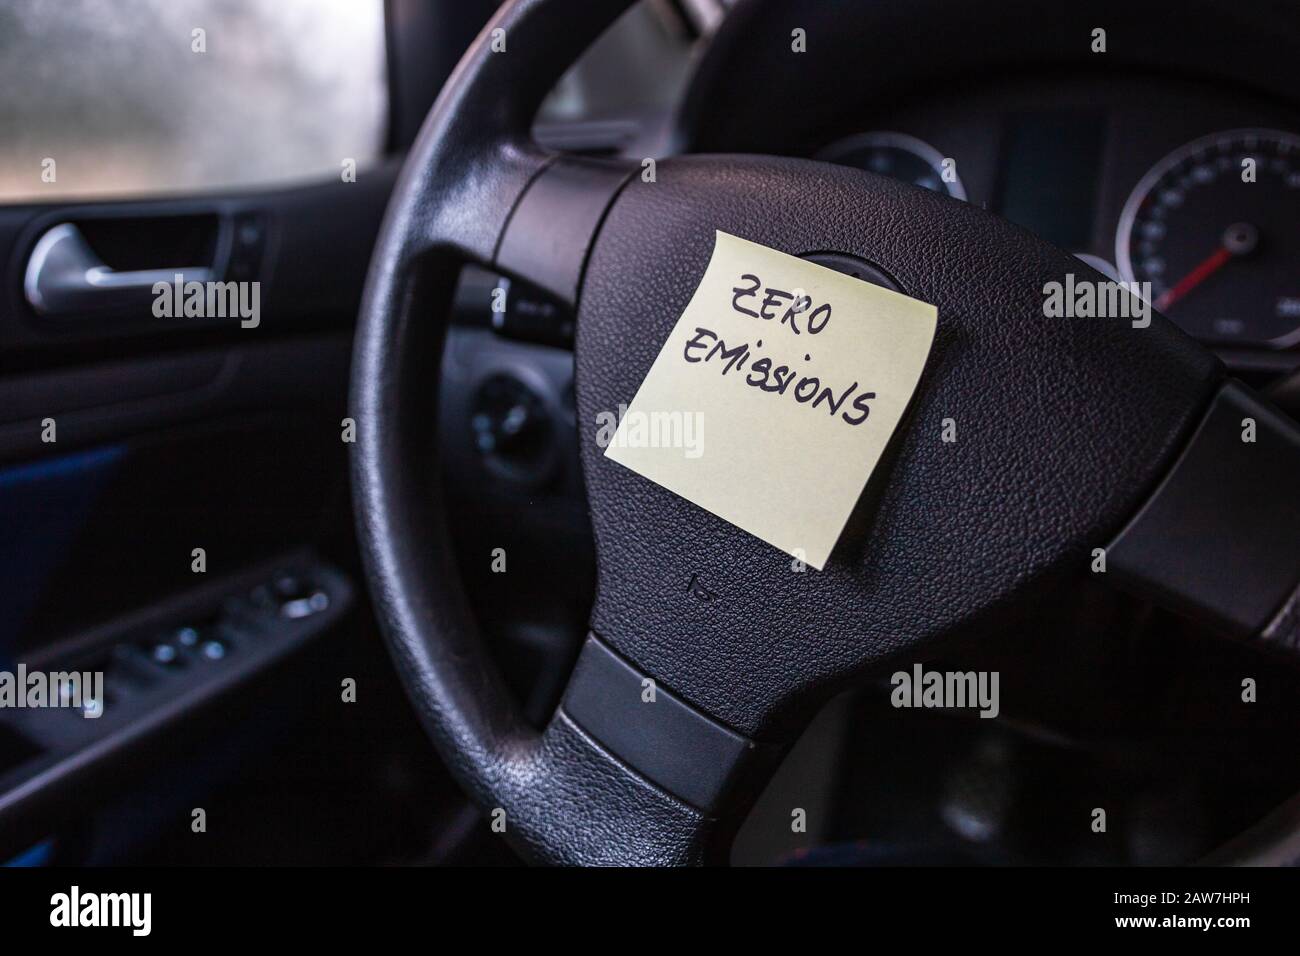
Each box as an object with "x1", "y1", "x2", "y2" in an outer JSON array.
[
  {"x1": 509, "y1": 713, "x2": 711, "y2": 866},
  {"x1": 577, "y1": 155, "x2": 1221, "y2": 740}
]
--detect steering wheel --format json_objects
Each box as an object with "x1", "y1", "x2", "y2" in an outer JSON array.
[{"x1": 351, "y1": 0, "x2": 1300, "y2": 865}]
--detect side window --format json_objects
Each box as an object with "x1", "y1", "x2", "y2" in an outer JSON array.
[{"x1": 0, "y1": 0, "x2": 388, "y2": 202}]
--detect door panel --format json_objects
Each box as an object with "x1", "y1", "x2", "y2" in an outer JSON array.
[{"x1": 0, "y1": 0, "x2": 496, "y2": 865}]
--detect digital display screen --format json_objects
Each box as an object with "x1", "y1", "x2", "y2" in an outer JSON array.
[{"x1": 997, "y1": 112, "x2": 1107, "y2": 251}]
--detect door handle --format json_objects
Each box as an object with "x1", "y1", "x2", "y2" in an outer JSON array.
[{"x1": 24, "y1": 223, "x2": 214, "y2": 316}]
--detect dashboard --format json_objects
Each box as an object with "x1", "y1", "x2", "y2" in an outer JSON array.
[
  {"x1": 809, "y1": 74, "x2": 1300, "y2": 370},
  {"x1": 439, "y1": 23, "x2": 1300, "y2": 639}
]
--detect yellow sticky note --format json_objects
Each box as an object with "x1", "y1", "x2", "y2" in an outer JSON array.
[{"x1": 603, "y1": 230, "x2": 937, "y2": 570}]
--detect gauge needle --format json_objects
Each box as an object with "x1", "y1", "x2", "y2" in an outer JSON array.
[
  {"x1": 1154, "y1": 247, "x2": 1232, "y2": 313},
  {"x1": 1153, "y1": 222, "x2": 1259, "y2": 313}
]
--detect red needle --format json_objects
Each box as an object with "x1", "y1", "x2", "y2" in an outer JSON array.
[{"x1": 1154, "y1": 246, "x2": 1232, "y2": 313}]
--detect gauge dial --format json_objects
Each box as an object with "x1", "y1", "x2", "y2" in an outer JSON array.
[
  {"x1": 818, "y1": 131, "x2": 966, "y2": 200},
  {"x1": 1117, "y1": 129, "x2": 1300, "y2": 347}
]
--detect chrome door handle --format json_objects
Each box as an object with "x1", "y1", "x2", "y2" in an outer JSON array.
[{"x1": 24, "y1": 223, "x2": 213, "y2": 316}]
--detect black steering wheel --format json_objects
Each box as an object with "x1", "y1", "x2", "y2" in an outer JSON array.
[{"x1": 351, "y1": 0, "x2": 1300, "y2": 865}]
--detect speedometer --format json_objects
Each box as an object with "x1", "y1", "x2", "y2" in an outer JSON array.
[{"x1": 1116, "y1": 129, "x2": 1300, "y2": 347}]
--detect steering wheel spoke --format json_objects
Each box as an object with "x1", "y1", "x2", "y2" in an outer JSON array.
[
  {"x1": 560, "y1": 634, "x2": 765, "y2": 814},
  {"x1": 1108, "y1": 380, "x2": 1300, "y2": 661},
  {"x1": 507, "y1": 708, "x2": 718, "y2": 865},
  {"x1": 368, "y1": 0, "x2": 637, "y2": 273},
  {"x1": 494, "y1": 156, "x2": 639, "y2": 307}
]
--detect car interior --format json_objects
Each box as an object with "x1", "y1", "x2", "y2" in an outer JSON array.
[{"x1": 2, "y1": 0, "x2": 1300, "y2": 870}]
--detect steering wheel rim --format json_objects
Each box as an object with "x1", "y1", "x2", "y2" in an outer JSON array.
[
  {"x1": 352, "y1": 0, "x2": 716, "y2": 865},
  {"x1": 351, "y1": 0, "x2": 1300, "y2": 865}
]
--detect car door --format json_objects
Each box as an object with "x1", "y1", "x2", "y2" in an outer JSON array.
[{"x1": 0, "y1": 0, "x2": 494, "y2": 864}]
